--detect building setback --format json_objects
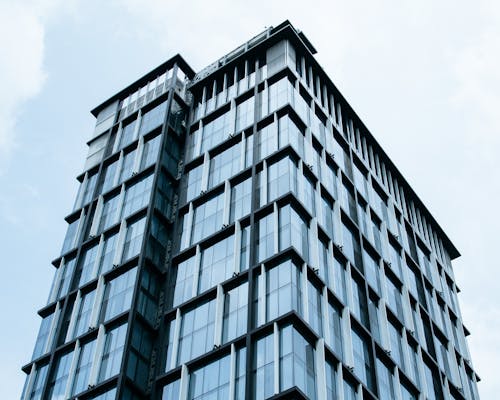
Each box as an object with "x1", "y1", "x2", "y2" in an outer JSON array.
[{"x1": 21, "y1": 20, "x2": 480, "y2": 400}]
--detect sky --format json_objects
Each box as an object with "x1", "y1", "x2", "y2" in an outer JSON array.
[{"x1": 0, "y1": 0, "x2": 498, "y2": 398}]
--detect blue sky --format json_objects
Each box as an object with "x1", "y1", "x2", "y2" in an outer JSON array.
[{"x1": 1, "y1": 0, "x2": 499, "y2": 398}]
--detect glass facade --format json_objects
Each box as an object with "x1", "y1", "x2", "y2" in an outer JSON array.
[{"x1": 22, "y1": 22, "x2": 479, "y2": 400}]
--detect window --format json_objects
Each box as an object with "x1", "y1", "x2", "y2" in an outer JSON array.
[
  {"x1": 82, "y1": 173, "x2": 98, "y2": 206},
  {"x1": 235, "y1": 96, "x2": 254, "y2": 132},
  {"x1": 400, "y1": 382, "x2": 418, "y2": 400},
  {"x1": 301, "y1": 174, "x2": 316, "y2": 215},
  {"x1": 77, "y1": 244, "x2": 99, "y2": 287},
  {"x1": 27, "y1": 364, "x2": 48, "y2": 400},
  {"x1": 120, "y1": 119, "x2": 137, "y2": 149},
  {"x1": 343, "y1": 379, "x2": 357, "y2": 400},
  {"x1": 32, "y1": 312, "x2": 57, "y2": 360},
  {"x1": 46, "y1": 350, "x2": 74, "y2": 399},
  {"x1": 267, "y1": 157, "x2": 298, "y2": 203},
  {"x1": 122, "y1": 217, "x2": 146, "y2": 261},
  {"x1": 172, "y1": 255, "x2": 197, "y2": 307},
  {"x1": 139, "y1": 101, "x2": 167, "y2": 135},
  {"x1": 230, "y1": 178, "x2": 251, "y2": 223},
  {"x1": 351, "y1": 328, "x2": 375, "y2": 391},
  {"x1": 209, "y1": 143, "x2": 241, "y2": 188},
  {"x1": 177, "y1": 299, "x2": 216, "y2": 365},
  {"x1": 100, "y1": 267, "x2": 138, "y2": 322},
  {"x1": 266, "y1": 260, "x2": 302, "y2": 322},
  {"x1": 121, "y1": 173, "x2": 154, "y2": 218},
  {"x1": 92, "y1": 388, "x2": 117, "y2": 400},
  {"x1": 185, "y1": 164, "x2": 203, "y2": 202},
  {"x1": 256, "y1": 213, "x2": 275, "y2": 263},
  {"x1": 140, "y1": 134, "x2": 162, "y2": 170},
  {"x1": 72, "y1": 290, "x2": 95, "y2": 339},
  {"x1": 325, "y1": 360, "x2": 338, "y2": 400},
  {"x1": 223, "y1": 282, "x2": 248, "y2": 343},
  {"x1": 99, "y1": 194, "x2": 120, "y2": 232},
  {"x1": 57, "y1": 257, "x2": 76, "y2": 300},
  {"x1": 254, "y1": 334, "x2": 274, "y2": 400},
  {"x1": 388, "y1": 322, "x2": 405, "y2": 369},
  {"x1": 386, "y1": 276, "x2": 403, "y2": 320},
  {"x1": 235, "y1": 347, "x2": 247, "y2": 400},
  {"x1": 119, "y1": 149, "x2": 137, "y2": 184},
  {"x1": 332, "y1": 254, "x2": 347, "y2": 304},
  {"x1": 342, "y1": 221, "x2": 362, "y2": 268},
  {"x1": 199, "y1": 235, "x2": 234, "y2": 293},
  {"x1": 71, "y1": 340, "x2": 96, "y2": 396},
  {"x1": 327, "y1": 302, "x2": 343, "y2": 359},
  {"x1": 353, "y1": 163, "x2": 368, "y2": 199},
  {"x1": 61, "y1": 218, "x2": 80, "y2": 254},
  {"x1": 191, "y1": 193, "x2": 225, "y2": 244},
  {"x1": 362, "y1": 249, "x2": 380, "y2": 294},
  {"x1": 317, "y1": 239, "x2": 331, "y2": 286},
  {"x1": 340, "y1": 182, "x2": 357, "y2": 222},
  {"x1": 388, "y1": 241, "x2": 403, "y2": 279},
  {"x1": 162, "y1": 379, "x2": 180, "y2": 400},
  {"x1": 201, "y1": 112, "x2": 232, "y2": 153},
  {"x1": 280, "y1": 326, "x2": 316, "y2": 399},
  {"x1": 278, "y1": 115, "x2": 304, "y2": 158},
  {"x1": 257, "y1": 122, "x2": 278, "y2": 161},
  {"x1": 376, "y1": 358, "x2": 395, "y2": 399},
  {"x1": 240, "y1": 225, "x2": 251, "y2": 271},
  {"x1": 351, "y1": 277, "x2": 369, "y2": 328},
  {"x1": 98, "y1": 323, "x2": 128, "y2": 382},
  {"x1": 368, "y1": 295, "x2": 381, "y2": 343},
  {"x1": 320, "y1": 196, "x2": 334, "y2": 238},
  {"x1": 100, "y1": 161, "x2": 118, "y2": 194},
  {"x1": 268, "y1": 78, "x2": 293, "y2": 114},
  {"x1": 321, "y1": 161, "x2": 337, "y2": 200},
  {"x1": 98, "y1": 232, "x2": 118, "y2": 275},
  {"x1": 307, "y1": 280, "x2": 323, "y2": 335},
  {"x1": 188, "y1": 354, "x2": 230, "y2": 400},
  {"x1": 279, "y1": 205, "x2": 309, "y2": 261}
]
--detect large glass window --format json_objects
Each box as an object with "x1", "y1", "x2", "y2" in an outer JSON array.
[
  {"x1": 100, "y1": 160, "x2": 118, "y2": 194},
  {"x1": 280, "y1": 325, "x2": 316, "y2": 399},
  {"x1": 351, "y1": 328, "x2": 375, "y2": 392},
  {"x1": 267, "y1": 157, "x2": 298, "y2": 203},
  {"x1": 57, "y1": 257, "x2": 76, "y2": 300},
  {"x1": 32, "y1": 312, "x2": 56, "y2": 360},
  {"x1": 320, "y1": 196, "x2": 334, "y2": 238},
  {"x1": 256, "y1": 213, "x2": 275, "y2": 263},
  {"x1": 342, "y1": 222, "x2": 362, "y2": 268},
  {"x1": 188, "y1": 353, "x2": 230, "y2": 400},
  {"x1": 177, "y1": 299, "x2": 216, "y2": 365},
  {"x1": 279, "y1": 205, "x2": 309, "y2": 261},
  {"x1": 162, "y1": 379, "x2": 180, "y2": 400},
  {"x1": 201, "y1": 112, "x2": 232, "y2": 153},
  {"x1": 209, "y1": 143, "x2": 241, "y2": 189},
  {"x1": 301, "y1": 174, "x2": 316, "y2": 215},
  {"x1": 27, "y1": 364, "x2": 48, "y2": 400},
  {"x1": 185, "y1": 164, "x2": 203, "y2": 202},
  {"x1": 98, "y1": 323, "x2": 128, "y2": 382},
  {"x1": 257, "y1": 122, "x2": 278, "y2": 161},
  {"x1": 388, "y1": 321, "x2": 405, "y2": 369},
  {"x1": 376, "y1": 358, "x2": 395, "y2": 399},
  {"x1": 46, "y1": 350, "x2": 74, "y2": 399},
  {"x1": 82, "y1": 173, "x2": 98, "y2": 206},
  {"x1": 140, "y1": 134, "x2": 162, "y2": 170},
  {"x1": 266, "y1": 260, "x2": 302, "y2": 321},
  {"x1": 230, "y1": 178, "x2": 252, "y2": 223},
  {"x1": 223, "y1": 282, "x2": 248, "y2": 343},
  {"x1": 327, "y1": 302, "x2": 343, "y2": 359},
  {"x1": 240, "y1": 224, "x2": 251, "y2": 271},
  {"x1": 121, "y1": 174, "x2": 154, "y2": 218},
  {"x1": 139, "y1": 101, "x2": 167, "y2": 135},
  {"x1": 307, "y1": 280, "x2": 323, "y2": 335},
  {"x1": 268, "y1": 78, "x2": 294, "y2": 114},
  {"x1": 386, "y1": 276, "x2": 403, "y2": 320},
  {"x1": 351, "y1": 277, "x2": 370, "y2": 328},
  {"x1": 99, "y1": 194, "x2": 120, "y2": 232},
  {"x1": 172, "y1": 255, "x2": 197, "y2": 307},
  {"x1": 71, "y1": 340, "x2": 96, "y2": 396},
  {"x1": 254, "y1": 334, "x2": 274, "y2": 400},
  {"x1": 278, "y1": 115, "x2": 304, "y2": 158},
  {"x1": 77, "y1": 244, "x2": 99, "y2": 287},
  {"x1": 61, "y1": 218, "x2": 80, "y2": 254},
  {"x1": 72, "y1": 290, "x2": 95, "y2": 339},
  {"x1": 235, "y1": 96, "x2": 255, "y2": 132},
  {"x1": 100, "y1": 267, "x2": 138, "y2": 322},
  {"x1": 325, "y1": 360, "x2": 338, "y2": 400},
  {"x1": 120, "y1": 119, "x2": 137, "y2": 149},
  {"x1": 362, "y1": 249, "x2": 380, "y2": 294},
  {"x1": 332, "y1": 254, "x2": 347, "y2": 304},
  {"x1": 98, "y1": 232, "x2": 118, "y2": 275},
  {"x1": 191, "y1": 193, "x2": 224, "y2": 244},
  {"x1": 199, "y1": 235, "x2": 234, "y2": 293},
  {"x1": 122, "y1": 217, "x2": 146, "y2": 261},
  {"x1": 119, "y1": 149, "x2": 137, "y2": 184}
]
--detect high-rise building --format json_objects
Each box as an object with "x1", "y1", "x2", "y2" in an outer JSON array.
[{"x1": 21, "y1": 20, "x2": 480, "y2": 400}]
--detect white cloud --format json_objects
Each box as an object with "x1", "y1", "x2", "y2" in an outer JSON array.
[{"x1": 0, "y1": 2, "x2": 47, "y2": 168}]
